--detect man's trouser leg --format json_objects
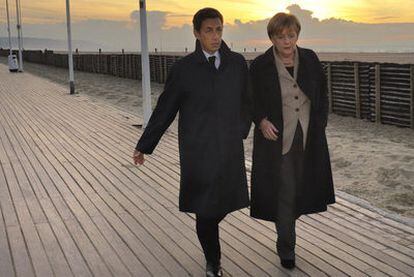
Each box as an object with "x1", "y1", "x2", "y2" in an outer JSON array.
[{"x1": 196, "y1": 214, "x2": 226, "y2": 267}]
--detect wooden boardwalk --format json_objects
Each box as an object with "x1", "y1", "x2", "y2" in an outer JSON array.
[{"x1": 0, "y1": 63, "x2": 413, "y2": 277}]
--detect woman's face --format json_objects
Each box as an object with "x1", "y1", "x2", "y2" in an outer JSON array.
[{"x1": 271, "y1": 28, "x2": 298, "y2": 57}]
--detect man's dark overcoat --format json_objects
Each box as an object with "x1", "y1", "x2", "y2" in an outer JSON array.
[
  {"x1": 136, "y1": 41, "x2": 251, "y2": 217},
  {"x1": 249, "y1": 46, "x2": 335, "y2": 221}
]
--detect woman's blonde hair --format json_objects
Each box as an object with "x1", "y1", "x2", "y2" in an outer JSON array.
[{"x1": 267, "y1": 13, "x2": 301, "y2": 39}]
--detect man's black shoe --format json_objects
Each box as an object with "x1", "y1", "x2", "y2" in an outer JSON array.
[
  {"x1": 206, "y1": 263, "x2": 223, "y2": 277},
  {"x1": 281, "y1": 259, "x2": 295, "y2": 269}
]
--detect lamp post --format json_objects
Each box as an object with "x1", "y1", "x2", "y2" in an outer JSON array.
[
  {"x1": 15, "y1": 0, "x2": 23, "y2": 72},
  {"x1": 65, "y1": 0, "x2": 75, "y2": 94},
  {"x1": 5, "y1": 0, "x2": 18, "y2": 72},
  {"x1": 139, "y1": 0, "x2": 152, "y2": 128},
  {"x1": 5, "y1": 0, "x2": 12, "y2": 56}
]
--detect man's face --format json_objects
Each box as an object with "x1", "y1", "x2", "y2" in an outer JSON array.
[{"x1": 194, "y1": 18, "x2": 223, "y2": 54}]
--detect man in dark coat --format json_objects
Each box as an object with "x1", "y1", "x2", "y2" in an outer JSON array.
[{"x1": 133, "y1": 7, "x2": 251, "y2": 277}]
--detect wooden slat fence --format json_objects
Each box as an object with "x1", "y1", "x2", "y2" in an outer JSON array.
[{"x1": 1, "y1": 49, "x2": 413, "y2": 128}]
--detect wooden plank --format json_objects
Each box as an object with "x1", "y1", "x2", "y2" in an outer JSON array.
[
  {"x1": 0, "y1": 163, "x2": 20, "y2": 227},
  {"x1": 47, "y1": 218, "x2": 93, "y2": 276},
  {"x1": 5, "y1": 161, "x2": 47, "y2": 225},
  {"x1": 331, "y1": 203, "x2": 414, "y2": 246},
  {"x1": 0, "y1": 89, "x2": 114, "y2": 277},
  {"x1": 6, "y1": 92, "x2": 164, "y2": 276},
  {"x1": 327, "y1": 62, "x2": 333, "y2": 113},
  {"x1": 36, "y1": 223, "x2": 74, "y2": 277},
  {"x1": 300, "y1": 220, "x2": 410, "y2": 276},
  {"x1": 16, "y1": 153, "x2": 133, "y2": 277},
  {"x1": 7, "y1": 225, "x2": 35, "y2": 277},
  {"x1": 6, "y1": 78, "x2": 191, "y2": 275},
  {"x1": 301, "y1": 216, "x2": 414, "y2": 275},
  {"x1": 334, "y1": 197, "x2": 414, "y2": 235},
  {"x1": 354, "y1": 62, "x2": 361, "y2": 118},
  {"x1": 224, "y1": 214, "x2": 344, "y2": 276},
  {"x1": 0, "y1": 206, "x2": 15, "y2": 277},
  {"x1": 0, "y1": 128, "x2": 54, "y2": 277},
  {"x1": 64, "y1": 219, "x2": 113, "y2": 277},
  {"x1": 375, "y1": 64, "x2": 381, "y2": 123},
  {"x1": 91, "y1": 215, "x2": 155, "y2": 276},
  {"x1": 0, "y1": 104, "x2": 92, "y2": 276},
  {"x1": 317, "y1": 212, "x2": 414, "y2": 264},
  {"x1": 330, "y1": 204, "x2": 412, "y2": 241},
  {"x1": 411, "y1": 64, "x2": 414, "y2": 129}
]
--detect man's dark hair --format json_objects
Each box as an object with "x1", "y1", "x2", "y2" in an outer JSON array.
[{"x1": 192, "y1": 8, "x2": 223, "y2": 32}]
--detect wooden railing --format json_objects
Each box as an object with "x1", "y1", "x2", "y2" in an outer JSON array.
[
  {"x1": 324, "y1": 62, "x2": 414, "y2": 128},
  {"x1": 1, "y1": 49, "x2": 413, "y2": 129}
]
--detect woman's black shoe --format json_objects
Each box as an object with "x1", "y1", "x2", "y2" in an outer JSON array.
[
  {"x1": 206, "y1": 263, "x2": 223, "y2": 277},
  {"x1": 281, "y1": 259, "x2": 295, "y2": 269}
]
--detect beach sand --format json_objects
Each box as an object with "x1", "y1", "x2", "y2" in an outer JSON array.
[{"x1": 1, "y1": 57, "x2": 413, "y2": 219}]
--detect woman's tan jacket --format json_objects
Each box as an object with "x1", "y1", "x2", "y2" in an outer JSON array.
[{"x1": 273, "y1": 47, "x2": 311, "y2": 155}]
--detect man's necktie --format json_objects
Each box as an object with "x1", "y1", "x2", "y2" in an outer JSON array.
[{"x1": 208, "y1": 56, "x2": 216, "y2": 70}]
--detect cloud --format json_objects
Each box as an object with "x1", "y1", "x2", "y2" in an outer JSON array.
[
  {"x1": 374, "y1": 16, "x2": 398, "y2": 21},
  {"x1": 0, "y1": 5, "x2": 413, "y2": 52},
  {"x1": 130, "y1": 10, "x2": 167, "y2": 30},
  {"x1": 224, "y1": 4, "x2": 414, "y2": 52}
]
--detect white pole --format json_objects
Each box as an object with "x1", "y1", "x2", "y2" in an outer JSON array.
[
  {"x1": 15, "y1": 0, "x2": 23, "y2": 71},
  {"x1": 139, "y1": 0, "x2": 152, "y2": 128},
  {"x1": 65, "y1": 0, "x2": 75, "y2": 94},
  {"x1": 5, "y1": 0, "x2": 12, "y2": 56}
]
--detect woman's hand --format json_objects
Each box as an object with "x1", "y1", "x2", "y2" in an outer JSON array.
[{"x1": 259, "y1": 118, "x2": 279, "y2": 141}]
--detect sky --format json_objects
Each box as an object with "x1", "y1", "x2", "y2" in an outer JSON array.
[{"x1": 0, "y1": 0, "x2": 413, "y2": 52}]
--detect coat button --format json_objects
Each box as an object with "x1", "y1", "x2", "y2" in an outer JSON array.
[
  {"x1": 295, "y1": 96, "x2": 299, "y2": 100},
  {"x1": 295, "y1": 108, "x2": 299, "y2": 112},
  {"x1": 293, "y1": 84, "x2": 298, "y2": 88}
]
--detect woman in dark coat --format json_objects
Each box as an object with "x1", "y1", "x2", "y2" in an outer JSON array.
[{"x1": 249, "y1": 12, "x2": 335, "y2": 269}]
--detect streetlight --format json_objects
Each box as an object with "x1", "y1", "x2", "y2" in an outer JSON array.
[
  {"x1": 65, "y1": 0, "x2": 75, "y2": 94},
  {"x1": 15, "y1": 0, "x2": 23, "y2": 72},
  {"x1": 139, "y1": 0, "x2": 152, "y2": 128},
  {"x1": 5, "y1": 0, "x2": 18, "y2": 72}
]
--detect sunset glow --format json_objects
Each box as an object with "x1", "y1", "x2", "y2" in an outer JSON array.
[{"x1": 0, "y1": 0, "x2": 413, "y2": 26}]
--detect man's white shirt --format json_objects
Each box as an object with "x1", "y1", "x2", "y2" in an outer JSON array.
[{"x1": 203, "y1": 50, "x2": 221, "y2": 69}]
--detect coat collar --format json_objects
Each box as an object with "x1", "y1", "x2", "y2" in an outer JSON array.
[
  {"x1": 194, "y1": 39, "x2": 232, "y2": 68},
  {"x1": 272, "y1": 46, "x2": 299, "y2": 81},
  {"x1": 261, "y1": 45, "x2": 313, "y2": 100},
  {"x1": 261, "y1": 45, "x2": 304, "y2": 67}
]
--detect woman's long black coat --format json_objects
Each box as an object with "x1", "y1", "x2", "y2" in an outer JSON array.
[
  {"x1": 136, "y1": 41, "x2": 251, "y2": 217},
  {"x1": 249, "y1": 46, "x2": 335, "y2": 221}
]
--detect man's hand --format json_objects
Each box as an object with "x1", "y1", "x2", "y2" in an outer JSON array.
[
  {"x1": 133, "y1": 149, "x2": 145, "y2": 165},
  {"x1": 259, "y1": 118, "x2": 279, "y2": 141}
]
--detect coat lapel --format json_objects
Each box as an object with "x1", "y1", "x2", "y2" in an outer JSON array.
[
  {"x1": 218, "y1": 41, "x2": 232, "y2": 72},
  {"x1": 260, "y1": 47, "x2": 283, "y2": 123},
  {"x1": 194, "y1": 39, "x2": 232, "y2": 72},
  {"x1": 296, "y1": 47, "x2": 315, "y2": 102},
  {"x1": 272, "y1": 46, "x2": 299, "y2": 82}
]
